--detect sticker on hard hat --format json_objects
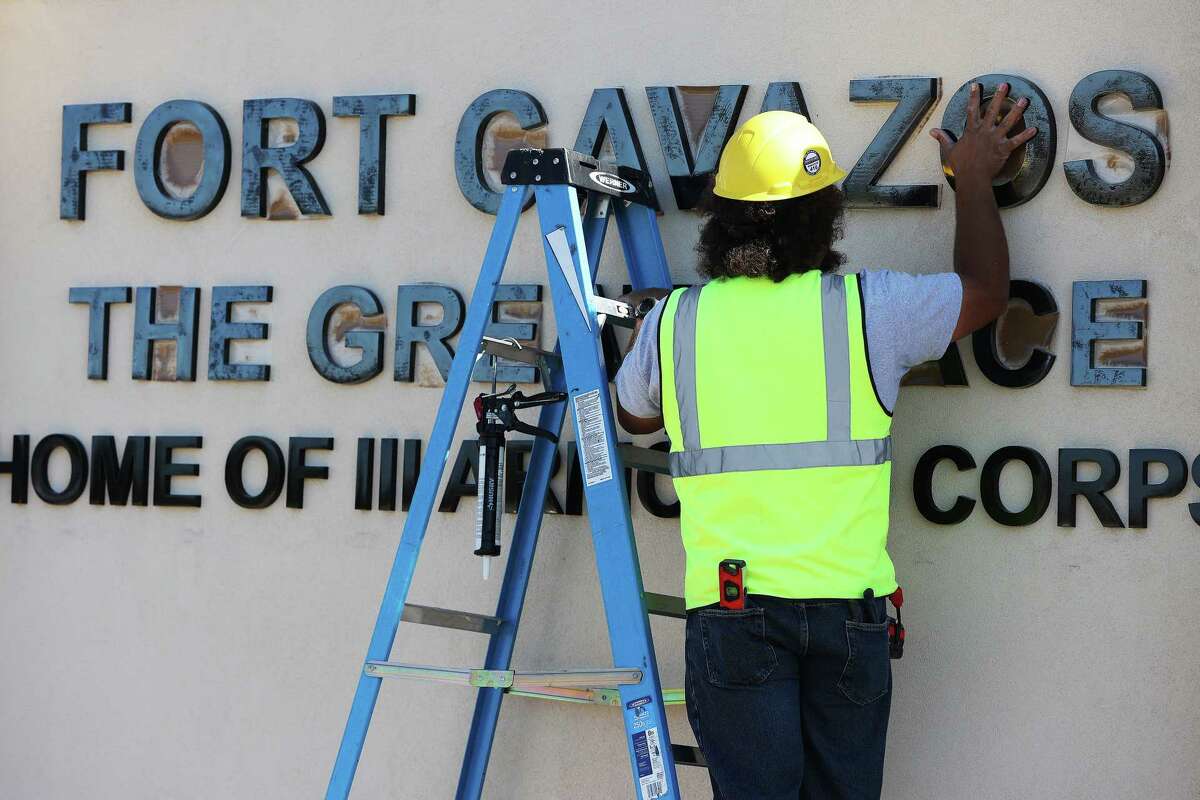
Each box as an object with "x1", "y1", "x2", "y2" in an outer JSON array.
[
  {"x1": 803, "y1": 150, "x2": 822, "y2": 176},
  {"x1": 590, "y1": 170, "x2": 636, "y2": 194}
]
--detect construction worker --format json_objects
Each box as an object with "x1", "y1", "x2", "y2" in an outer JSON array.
[{"x1": 615, "y1": 83, "x2": 1036, "y2": 799}]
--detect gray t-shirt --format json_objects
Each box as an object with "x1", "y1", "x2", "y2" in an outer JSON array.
[{"x1": 615, "y1": 269, "x2": 963, "y2": 418}]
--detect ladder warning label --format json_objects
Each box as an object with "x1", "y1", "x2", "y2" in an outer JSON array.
[
  {"x1": 573, "y1": 389, "x2": 613, "y2": 487},
  {"x1": 633, "y1": 727, "x2": 667, "y2": 799}
]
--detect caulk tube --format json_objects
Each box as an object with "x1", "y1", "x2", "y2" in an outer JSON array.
[{"x1": 474, "y1": 419, "x2": 505, "y2": 559}]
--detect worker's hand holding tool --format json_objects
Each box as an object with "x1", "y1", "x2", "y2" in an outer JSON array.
[
  {"x1": 618, "y1": 287, "x2": 673, "y2": 309},
  {"x1": 618, "y1": 287, "x2": 672, "y2": 336},
  {"x1": 930, "y1": 82, "x2": 1038, "y2": 185}
]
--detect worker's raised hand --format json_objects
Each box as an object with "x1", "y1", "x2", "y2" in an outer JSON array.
[{"x1": 930, "y1": 83, "x2": 1037, "y2": 186}]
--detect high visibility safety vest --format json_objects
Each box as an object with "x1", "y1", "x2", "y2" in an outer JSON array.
[{"x1": 659, "y1": 271, "x2": 897, "y2": 609}]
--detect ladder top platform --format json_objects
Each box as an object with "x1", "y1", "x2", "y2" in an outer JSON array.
[{"x1": 500, "y1": 147, "x2": 657, "y2": 209}]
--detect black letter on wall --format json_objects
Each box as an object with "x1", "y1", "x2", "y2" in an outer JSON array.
[
  {"x1": 1070, "y1": 279, "x2": 1147, "y2": 387},
  {"x1": 90, "y1": 435, "x2": 150, "y2": 506},
  {"x1": 60, "y1": 102, "x2": 131, "y2": 220},
  {"x1": 69, "y1": 286, "x2": 131, "y2": 380},
  {"x1": 394, "y1": 285, "x2": 464, "y2": 383},
  {"x1": 901, "y1": 342, "x2": 969, "y2": 388},
  {"x1": 454, "y1": 89, "x2": 546, "y2": 214},
  {"x1": 378, "y1": 438, "x2": 399, "y2": 512},
  {"x1": 1065, "y1": 70, "x2": 1166, "y2": 207},
  {"x1": 209, "y1": 285, "x2": 272, "y2": 381},
  {"x1": 504, "y1": 440, "x2": 563, "y2": 514},
  {"x1": 1057, "y1": 448, "x2": 1123, "y2": 528},
  {"x1": 306, "y1": 285, "x2": 384, "y2": 384},
  {"x1": 242, "y1": 98, "x2": 330, "y2": 217},
  {"x1": 286, "y1": 437, "x2": 333, "y2": 509},
  {"x1": 226, "y1": 436, "x2": 285, "y2": 509},
  {"x1": 645, "y1": 84, "x2": 747, "y2": 210},
  {"x1": 636, "y1": 441, "x2": 680, "y2": 519},
  {"x1": 0, "y1": 435, "x2": 31, "y2": 504},
  {"x1": 439, "y1": 439, "x2": 478, "y2": 512},
  {"x1": 154, "y1": 436, "x2": 202, "y2": 507},
  {"x1": 471, "y1": 284, "x2": 542, "y2": 384},
  {"x1": 134, "y1": 100, "x2": 231, "y2": 220},
  {"x1": 333, "y1": 93, "x2": 416, "y2": 215},
  {"x1": 132, "y1": 287, "x2": 200, "y2": 381},
  {"x1": 941, "y1": 74, "x2": 1057, "y2": 208},
  {"x1": 913, "y1": 445, "x2": 976, "y2": 524},
  {"x1": 844, "y1": 77, "x2": 941, "y2": 208},
  {"x1": 31, "y1": 435, "x2": 89, "y2": 505},
  {"x1": 972, "y1": 280, "x2": 1058, "y2": 388},
  {"x1": 1189, "y1": 456, "x2": 1200, "y2": 527},
  {"x1": 565, "y1": 446, "x2": 632, "y2": 515},
  {"x1": 601, "y1": 284, "x2": 633, "y2": 382},
  {"x1": 380, "y1": 438, "x2": 421, "y2": 512},
  {"x1": 1128, "y1": 449, "x2": 1186, "y2": 529},
  {"x1": 354, "y1": 438, "x2": 375, "y2": 510},
  {"x1": 575, "y1": 88, "x2": 659, "y2": 210},
  {"x1": 760, "y1": 81, "x2": 811, "y2": 116},
  {"x1": 979, "y1": 446, "x2": 1052, "y2": 526}
]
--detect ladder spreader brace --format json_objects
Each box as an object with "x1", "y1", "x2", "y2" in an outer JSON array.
[{"x1": 326, "y1": 148, "x2": 700, "y2": 799}]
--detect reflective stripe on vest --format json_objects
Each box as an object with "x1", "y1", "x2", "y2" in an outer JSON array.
[{"x1": 667, "y1": 273, "x2": 892, "y2": 478}]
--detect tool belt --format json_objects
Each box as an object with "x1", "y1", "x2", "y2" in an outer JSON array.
[{"x1": 719, "y1": 559, "x2": 907, "y2": 660}]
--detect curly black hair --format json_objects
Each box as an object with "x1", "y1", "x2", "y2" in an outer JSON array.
[{"x1": 694, "y1": 183, "x2": 847, "y2": 282}]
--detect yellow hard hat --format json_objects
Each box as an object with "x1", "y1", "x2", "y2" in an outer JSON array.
[{"x1": 713, "y1": 110, "x2": 847, "y2": 202}]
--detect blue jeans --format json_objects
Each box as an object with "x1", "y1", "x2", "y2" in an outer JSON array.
[{"x1": 685, "y1": 595, "x2": 892, "y2": 799}]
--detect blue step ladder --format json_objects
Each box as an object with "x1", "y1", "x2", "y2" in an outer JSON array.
[{"x1": 327, "y1": 148, "x2": 702, "y2": 799}]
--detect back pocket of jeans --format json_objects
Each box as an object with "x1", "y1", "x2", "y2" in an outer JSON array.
[
  {"x1": 698, "y1": 607, "x2": 777, "y2": 688},
  {"x1": 837, "y1": 620, "x2": 891, "y2": 705}
]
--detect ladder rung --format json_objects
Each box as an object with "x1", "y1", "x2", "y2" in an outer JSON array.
[
  {"x1": 402, "y1": 604, "x2": 502, "y2": 635},
  {"x1": 480, "y1": 336, "x2": 561, "y2": 368},
  {"x1": 364, "y1": 661, "x2": 643, "y2": 690},
  {"x1": 618, "y1": 443, "x2": 670, "y2": 475},
  {"x1": 644, "y1": 592, "x2": 686, "y2": 619},
  {"x1": 671, "y1": 743, "x2": 708, "y2": 768}
]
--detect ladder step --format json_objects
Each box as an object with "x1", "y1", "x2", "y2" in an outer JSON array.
[
  {"x1": 644, "y1": 592, "x2": 686, "y2": 620},
  {"x1": 402, "y1": 604, "x2": 502, "y2": 635},
  {"x1": 480, "y1": 336, "x2": 561, "y2": 368},
  {"x1": 671, "y1": 743, "x2": 708, "y2": 768},
  {"x1": 364, "y1": 661, "x2": 643, "y2": 690},
  {"x1": 618, "y1": 443, "x2": 670, "y2": 475}
]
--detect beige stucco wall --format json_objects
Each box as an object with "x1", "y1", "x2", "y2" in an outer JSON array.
[{"x1": 2, "y1": 0, "x2": 1199, "y2": 797}]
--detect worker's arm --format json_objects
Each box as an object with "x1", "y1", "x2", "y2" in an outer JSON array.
[
  {"x1": 930, "y1": 82, "x2": 1039, "y2": 341},
  {"x1": 615, "y1": 289, "x2": 670, "y2": 435}
]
